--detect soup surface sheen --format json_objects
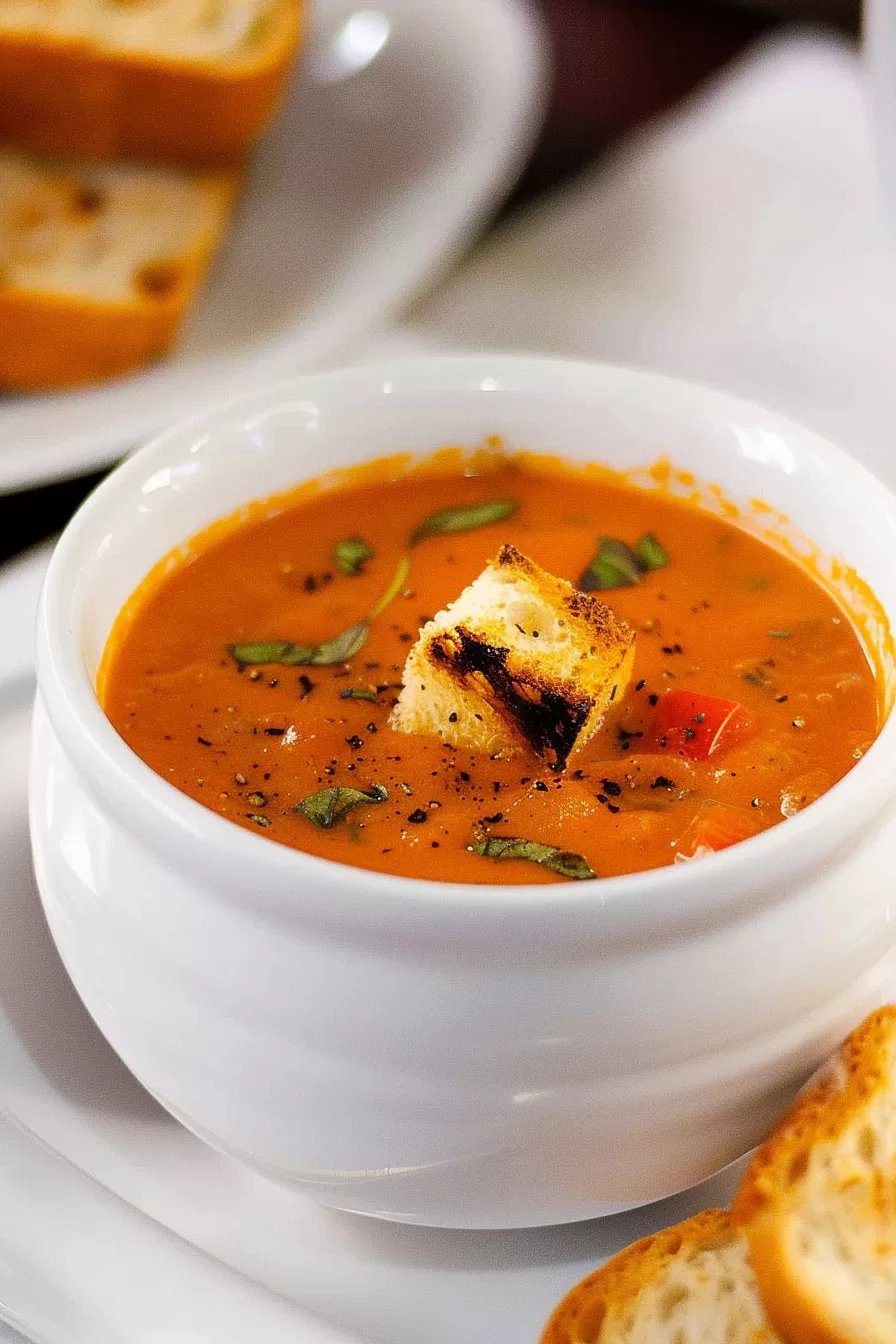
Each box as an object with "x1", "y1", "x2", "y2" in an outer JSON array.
[{"x1": 100, "y1": 454, "x2": 880, "y2": 884}]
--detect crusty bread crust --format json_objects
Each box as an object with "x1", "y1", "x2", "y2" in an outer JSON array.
[
  {"x1": 0, "y1": 171, "x2": 236, "y2": 389},
  {"x1": 732, "y1": 1006, "x2": 896, "y2": 1344},
  {"x1": 0, "y1": 2, "x2": 302, "y2": 167},
  {"x1": 542, "y1": 1210, "x2": 777, "y2": 1343},
  {"x1": 391, "y1": 544, "x2": 635, "y2": 769}
]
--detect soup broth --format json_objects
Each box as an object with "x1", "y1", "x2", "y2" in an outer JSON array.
[{"x1": 100, "y1": 454, "x2": 880, "y2": 884}]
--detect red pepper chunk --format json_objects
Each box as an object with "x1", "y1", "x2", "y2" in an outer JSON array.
[
  {"x1": 650, "y1": 689, "x2": 754, "y2": 761},
  {"x1": 676, "y1": 801, "x2": 762, "y2": 858}
]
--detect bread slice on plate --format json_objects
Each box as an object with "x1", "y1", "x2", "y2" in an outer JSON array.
[
  {"x1": 390, "y1": 544, "x2": 636, "y2": 769},
  {"x1": 733, "y1": 1005, "x2": 896, "y2": 1344},
  {"x1": 0, "y1": 1, "x2": 302, "y2": 166},
  {"x1": 0, "y1": 150, "x2": 237, "y2": 390},
  {"x1": 541, "y1": 1208, "x2": 782, "y2": 1343}
]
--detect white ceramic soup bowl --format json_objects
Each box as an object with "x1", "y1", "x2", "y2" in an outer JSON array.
[{"x1": 31, "y1": 355, "x2": 896, "y2": 1229}]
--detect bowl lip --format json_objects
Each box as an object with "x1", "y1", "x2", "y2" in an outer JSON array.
[{"x1": 34, "y1": 352, "x2": 896, "y2": 928}]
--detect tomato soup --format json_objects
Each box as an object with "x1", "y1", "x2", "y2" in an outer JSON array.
[{"x1": 99, "y1": 454, "x2": 881, "y2": 884}]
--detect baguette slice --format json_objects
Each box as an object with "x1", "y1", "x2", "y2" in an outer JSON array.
[
  {"x1": 0, "y1": 1, "x2": 302, "y2": 167},
  {"x1": 732, "y1": 1006, "x2": 896, "y2": 1344},
  {"x1": 390, "y1": 544, "x2": 636, "y2": 769},
  {"x1": 0, "y1": 150, "x2": 237, "y2": 390},
  {"x1": 541, "y1": 1209, "x2": 782, "y2": 1343}
]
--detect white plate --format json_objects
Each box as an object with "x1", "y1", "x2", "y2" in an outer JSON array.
[
  {"x1": 0, "y1": 543, "x2": 750, "y2": 1344},
  {"x1": 0, "y1": 1110, "x2": 360, "y2": 1344},
  {"x1": 0, "y1": 0, "x2": 546, "y2": 495}
]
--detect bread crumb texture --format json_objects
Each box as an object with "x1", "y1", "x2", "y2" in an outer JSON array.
[
  {"x1": 390, "y1": 544, "x2": 635, "y2": 769},
  {"x1": 733, "y1": 1005, "x2": 896, "y2": 1344},
  {"x1": 542, "y1": 1209, "x2": 781, "y2": 1343}
]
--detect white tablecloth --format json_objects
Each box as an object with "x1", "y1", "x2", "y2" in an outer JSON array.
[{"x1": 405, "y1": 30, "x2": 896, "y2": 487}]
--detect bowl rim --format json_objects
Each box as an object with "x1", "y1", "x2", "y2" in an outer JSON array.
[{"x1": 34, "y1": 352, "x2": 896, "y2": 932}]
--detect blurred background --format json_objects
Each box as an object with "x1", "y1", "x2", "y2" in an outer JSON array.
[
  {"x1": 513, "y1": 0, "x2": 855, "y2": 204},
  {"x1": 0, "y1": 0, "x2": 862, "y2": 563},
  {"x1": 510, "y1": 0, "x2": 854, "y2": 206}
]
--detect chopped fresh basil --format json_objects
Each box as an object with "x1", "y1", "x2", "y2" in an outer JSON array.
[
  {"x1": 230, "y1": 640, "x2": 315, "y2": 669},
  {"x1": 370, "y1": 553, "x2": 410, "y2": 619},
  {"x1": 579, "y1": 537, "x2": 643, "y2": 591},
  {"x1": 470, "y1": 834, "x2": 596, "y2": 881},
  {"x1": 311, "y1": 621, "x2": 370, "y2": 664},
  {"x1": 340, "y1": 688, "x2": 379, "y2": 702},
  {"x1": 746, "y1": 576, "x2": 771, "y2": 592},
  {"x1": 333, "y1": 536, "x2": 374, "y2": 576},
  {"x1": 230, "y1": 620, "x2": 369, "y2": 670},
  {"x1": 742, "y1": 666, "x2": 772, "y2": 690},
  {"x1": 410, "y1": 499, "x2": 518, "y2": 546},
  {"x1": 297, "y1": 784, "x2": 388, "y2": 829},
  {"x1": 635, "y1": 532, "x2": 668, "y2": 571},
  {"x1": 768, "y1": 630, "x2": 791, "y2": 639},
  {"x1": 246, "y1": 813, "x2": 271, "y2": 828},
  {"x1": 579, "y1": 533, "x2": 668, "y2": 591}
]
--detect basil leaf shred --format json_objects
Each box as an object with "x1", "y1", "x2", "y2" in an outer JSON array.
[
  {"x1": 579, "y1": 538, "x2": 642, "y2": 591},
  {"x1": 370, "y1": 553, "x2": 410, "y2": 618},
  {"x1": 230, "y1": 620, "x2": 369, "y2": 670},
  {"x1": 634, "y1": 532, "x2": 668, "y2": 571},
  {"x1": 310, "y1": 621, "x2": 370, "y2": 664},
  {"x1": 579, "y1": 533, "x2": 668, "y2": 591},
  {"x1": 470, "y1": 834, "x2": 596, "y2": 881},
  {"x1": 410, "y1": 499, "x2": 518, "y2": 546},
  {"x1": 229, "y1": 640, "x2": 314, "y2": 669},
  {"x1": 333, "y1": 536, "x2": 374, "y2": 576},
  {"x1": 742, "y1": 666, "x2": 772, "y2": 689},
  {"x1": 298, "y1": 784, "x2": 388, "y2": 829}
]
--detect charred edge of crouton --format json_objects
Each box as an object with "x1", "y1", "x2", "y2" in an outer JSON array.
[
  {"x1": 498, "y1": 542, "x2": 635, "y2": 645},
  {"x1": 495, "y1": 542, "x2": 532, "y2": 571},
  {"x1": 428, "y1": 625, "x2": 593, "y2": 770}
]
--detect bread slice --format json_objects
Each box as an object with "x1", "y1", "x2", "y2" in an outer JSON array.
[
  {"x1": 732, "y1": 1006, "x2": 896, "y2": 1344},
  {"x1": 0, "y1": 150, "x2": 237, "y2": 389},
  {"x1": 390, "y1": 544, "x2": 635, "y2": 769},
  {"x1": 0, "y1": 1, "x2": 302, "y2": 167},
  {"x1": 541, "y1": 1209, "x2": 782, "y2": 1343}
]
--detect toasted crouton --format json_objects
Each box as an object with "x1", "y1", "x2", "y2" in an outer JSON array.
[
  {"x1": 390, "y1": 544, "x2": 635, "y2": 769},
  {"x1": 541, "y1": 1209, "x2": 782, "y2": 1344},
  {"x1": 732, "y1": 1006, "x2": 896, "y2": 1344}
]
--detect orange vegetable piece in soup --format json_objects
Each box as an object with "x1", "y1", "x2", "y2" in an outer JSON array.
[{"x1": 99, "y1": 453, "x2": 882, "y2": 885}]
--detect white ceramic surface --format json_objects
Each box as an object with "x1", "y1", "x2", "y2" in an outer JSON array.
[
  {"x1": 0, "y1": 1110, "x2": 360, "y2": 1344},
  {"x1": 0, "y1": 0, "x2": 545, "y2": 493},
  {"x1": 31, "y1": 355, "x2": 896, "y2": 1229}
]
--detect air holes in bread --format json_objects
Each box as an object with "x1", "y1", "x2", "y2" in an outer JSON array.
[
  {"x1": 134, "y1": 259, "x2": 181, "y2": 298},
  {"x1": 72, "y1": 185, "x2": 104, "y2": 215}
]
